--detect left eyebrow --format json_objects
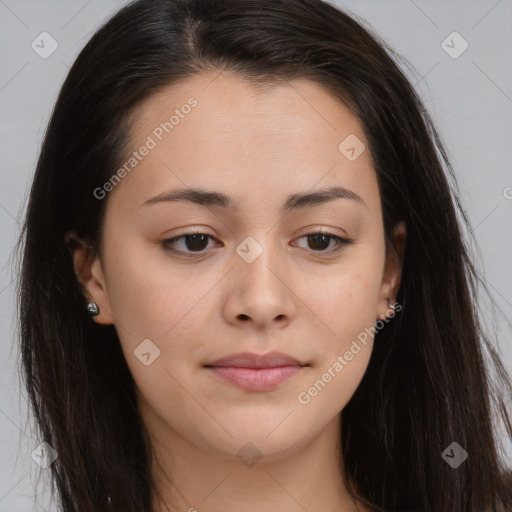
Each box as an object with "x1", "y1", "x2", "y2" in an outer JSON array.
[{"x1": 141, "y1": 185, "x2": 367, "y2": 213}]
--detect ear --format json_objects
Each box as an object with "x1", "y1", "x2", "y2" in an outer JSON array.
[
  {"x1": 377, "y1": 221, "x2": 406, "y2": 321},
  {"x1": 64, "y1": 230, "x2": 115, "y2": 325}
]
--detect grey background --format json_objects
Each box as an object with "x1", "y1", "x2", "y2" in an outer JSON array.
[{"x1": 0, "y1": 0, "x2": 511, "y2": 510}]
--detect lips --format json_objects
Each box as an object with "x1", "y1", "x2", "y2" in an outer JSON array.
[
  {"x1": 205, "y1": 351, "x2": 306, "y2": 369},
  {"x1": 204, "y1": 351, "x2": 307, "y2": 391}
]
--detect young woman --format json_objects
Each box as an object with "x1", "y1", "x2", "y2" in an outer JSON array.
[{"x1": 16, "y1": 0, "x2": 512, "y2": 511}]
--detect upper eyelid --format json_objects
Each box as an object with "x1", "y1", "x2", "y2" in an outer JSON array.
[{"x1": 166, "y1": 226, "x2": 346, "y2": 238}]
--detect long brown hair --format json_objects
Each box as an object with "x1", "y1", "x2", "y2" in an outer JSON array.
[{"x1": 16, "y1": 0, "x2": 512, "y2": 510}]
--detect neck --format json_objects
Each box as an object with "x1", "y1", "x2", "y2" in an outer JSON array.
[{"x1": 144, "y1": 409, "x2": 369, "y2": 512}]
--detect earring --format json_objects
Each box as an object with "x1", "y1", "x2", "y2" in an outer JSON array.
[{"x1": 87, "y1": 301, "x2": 100, "y2": 316}]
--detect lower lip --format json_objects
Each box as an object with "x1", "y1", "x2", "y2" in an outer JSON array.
[{"x1": 205, "y1": 366, "x2": 303, "y2": 391}]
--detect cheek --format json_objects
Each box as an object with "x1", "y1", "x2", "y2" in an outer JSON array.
[
  {"x1": 102, "y1": 243, "x2": 216, "y2": 396},
  {"x1": 304, "y1": 246, "x2": 384, "y2": 346},
  {"x1": 295, "y1": 278, "x2": 377, "y2": 421},
  {"x1": 297, "y1": 345, "x2": 372, "y2": 422},
  {"x1": 103, "y1": 240, "x2": 206, "y2": 338},
  {"x1": 296, "y1": 246, "x2": 383, "y2": 410}
]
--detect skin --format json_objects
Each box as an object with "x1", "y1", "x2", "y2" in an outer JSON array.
[{"x1": 69, "y1": 70, "x2": 406, "y2": 512}]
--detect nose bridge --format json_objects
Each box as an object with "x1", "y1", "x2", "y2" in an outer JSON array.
[{"x1": 236, "y1": 232, "x2": 281, "y2": 289}]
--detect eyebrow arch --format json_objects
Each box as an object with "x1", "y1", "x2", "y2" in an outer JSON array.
[{"x1": 141, "y1": 185, "x2": 366, "y2": 213}]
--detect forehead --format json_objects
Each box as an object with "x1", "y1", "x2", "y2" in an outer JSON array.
[
  {"x1": 106, "y1": 71, "x2": 379, "y2": 218},
  {"x1": 130, "y1": 71, "x2": 362, "y2": 152}
]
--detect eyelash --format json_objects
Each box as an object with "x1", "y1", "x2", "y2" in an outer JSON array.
[{"x1": 160, "y1": 230, "x2": 353, "y2": 257}]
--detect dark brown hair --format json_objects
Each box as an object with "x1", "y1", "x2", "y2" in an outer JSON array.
[{"x1": 16, "y1": 0, "x2": 512, "y2": 510}]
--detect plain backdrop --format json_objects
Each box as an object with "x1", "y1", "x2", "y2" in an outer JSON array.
[{"x1": 0, "y1": 1, "x2": 511, "y2": 510}]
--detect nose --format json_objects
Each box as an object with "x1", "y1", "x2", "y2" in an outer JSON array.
[{"x1": 222, "y1": 237, "x2": 297, "y2": 330}]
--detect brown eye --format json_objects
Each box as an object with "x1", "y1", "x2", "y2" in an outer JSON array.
[
  {"x1": 295, "y1": 231, "x2": 352, "y2": 253},
  {"x1": 307, "y1": 233, "x2": 332, "y2": 251},
  {"x1": 161, "y1": 233, "x2": 215, "y2": 255}
]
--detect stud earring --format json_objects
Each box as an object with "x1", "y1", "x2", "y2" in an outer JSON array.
[{"x1": 86, "y1": 302, "x2": 100, "y2": 316}]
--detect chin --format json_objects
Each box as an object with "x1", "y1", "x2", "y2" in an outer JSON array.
[{"x1": 195, "y1": 417, "x2": 314, "y2": 463}]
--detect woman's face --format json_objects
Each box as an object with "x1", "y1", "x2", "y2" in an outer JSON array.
[{"x1": 73, "y1": 71, "x2": 404, "y2": 462}]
